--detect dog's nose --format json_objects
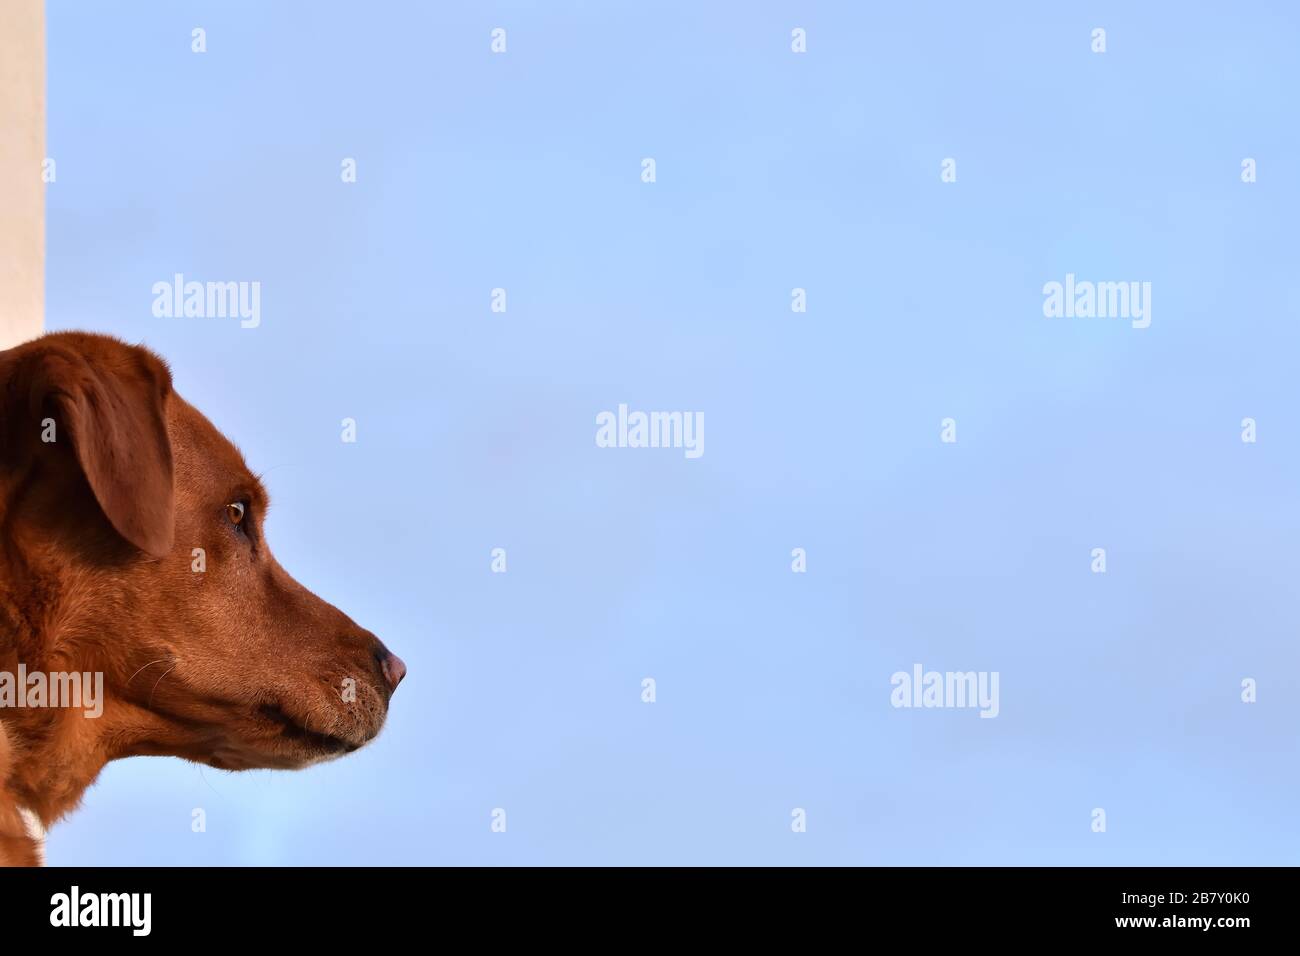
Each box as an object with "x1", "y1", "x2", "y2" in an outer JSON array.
[{"x1": 380, "y1": 651, "x2": 406, "y2": 691}]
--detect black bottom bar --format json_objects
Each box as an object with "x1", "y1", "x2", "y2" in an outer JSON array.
[{"x1": 0, "y1": 866, "x2": 1273, "y2": 940}]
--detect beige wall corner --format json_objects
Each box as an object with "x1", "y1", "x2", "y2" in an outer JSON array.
[{"x1": 0, "y1": 0, "x2": 46, "y2": 349}]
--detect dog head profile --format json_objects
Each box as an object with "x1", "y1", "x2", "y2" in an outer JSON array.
[{"x1": 0, "y1": 331, "x2": 404, "y2": 861}]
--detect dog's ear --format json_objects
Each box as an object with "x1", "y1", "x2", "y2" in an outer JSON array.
[{"x1": 1, "y1": 336, "x2": 175, "y2": 558}]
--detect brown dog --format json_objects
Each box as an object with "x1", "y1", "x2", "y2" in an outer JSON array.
[{"x1": 0, "y1": 331, "x2": 404, "y2": 865}]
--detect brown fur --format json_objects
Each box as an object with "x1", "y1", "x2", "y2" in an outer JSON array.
[{"x1": 0, "y1": 332, "x2": 404, "y2": 865}]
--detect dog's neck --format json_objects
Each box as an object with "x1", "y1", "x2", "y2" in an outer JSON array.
[
  {"x1": 0, "y1": 717, "x2": 43, "y2": 864},
  {"x1": 1, "y1": 570, "x2": 101, "y2": 826},
  {"x1": 1, "y1": 555, "x2": 207, "y2": 837},
  {"x1": 1, "y1": 538, "x2": 130, "y2": 828}
]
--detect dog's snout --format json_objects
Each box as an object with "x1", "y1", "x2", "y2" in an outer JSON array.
[
  {"x1": 382, "y1": 652, "x2": 406, "y2": 691},
  {"x1": 375, "y1": 646, "x2": 406, "y2": 692}
]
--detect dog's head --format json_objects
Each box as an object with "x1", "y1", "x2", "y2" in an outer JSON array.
[{"x1": 0, "y1": 332, "x2": 404, "y2": 771}]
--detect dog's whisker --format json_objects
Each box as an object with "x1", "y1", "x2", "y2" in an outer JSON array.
[
  {"x1": 147, "y1": 663, "x2": 179, "y2": 708},
  {"x1": 195, "y1": 766, "x2": 224, "y2": 799},
  {"x1": 124, "y1": 657, "x2": 174, "y2": 687}
]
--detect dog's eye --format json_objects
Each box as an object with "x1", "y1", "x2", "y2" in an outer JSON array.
[{"x1": 226, "y1": 502, "x2": 246, "y2": 526}]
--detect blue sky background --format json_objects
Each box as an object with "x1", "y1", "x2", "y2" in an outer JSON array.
[{"x1": 43, "y1": 1, "x2": 1300, "y2": 864}]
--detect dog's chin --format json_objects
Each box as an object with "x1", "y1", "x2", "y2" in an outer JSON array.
[
  {"x1": 203, "y1": 704, "x2": 382, "y2": 771},
  {"x1": 205, "y1": 743, "x2": 348, "y2": 772}
]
